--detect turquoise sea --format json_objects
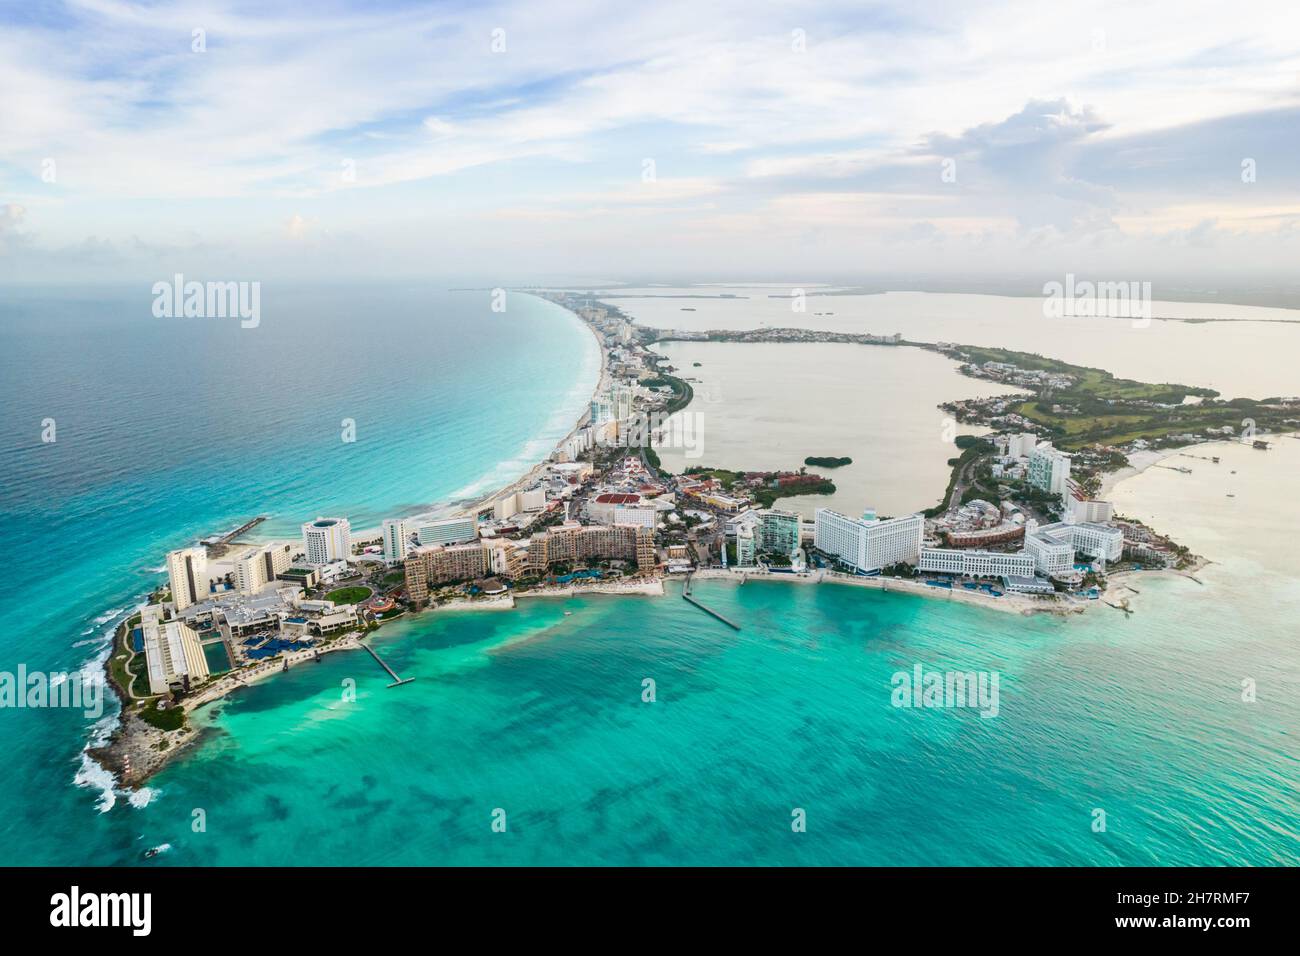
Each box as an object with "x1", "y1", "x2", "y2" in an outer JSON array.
[{"x1": 1, "y1": 283, "x2": 1296, "y2": 866}]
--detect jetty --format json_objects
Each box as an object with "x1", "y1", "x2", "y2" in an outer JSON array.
[
  {"x1": 205, "y1": 515, "x2": 269, "y2": 556},
  {"x1": 681, "y1": 574, "x2": 741, "y2": 630},
  {"x1": 360, "y1": 640, "x2": 415, "y2": 688}
]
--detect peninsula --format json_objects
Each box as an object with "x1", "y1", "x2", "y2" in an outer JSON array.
[{"x1": 91, "y1": 291, "x2": 1289, "y2": 790}]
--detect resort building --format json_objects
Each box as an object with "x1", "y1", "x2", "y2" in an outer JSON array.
[
  {"x1": 589, "y1": 492, "x2": 642, "y2": 523},
  {"x1": 918, "y1": 547, "x2": 1035, "y2": 578},
  {"x1": 735, "y1": 526, "x2": 757, "y2": 567},
  {"x1": 1004, "y1": 432, "x2": 1039, "y2": 459},
  {"x1": 1028, "y1": 443, "x2": 1072, "y2": 495},
  {"x1": 309, "y1": 605, "x2": 359, "y2": 636},
  {"x1": 609, "y1": 505, "x2": 657, "y2": 529},
  {"x1": 382, "y1": 519, "x2": 410, "y2": 565},
  {"x1": 166, "y1": 546, "x2": 210, "y2": 612},
  {"x1": 814, "y1": 508, "x2": 924, "y2": 574},
  {"x1": 1064, "y1": 480, "x2": 1115, "y2": 524},
  {"x1": 493, "y1": 493, "x2": 521, "y2": 522},
  {"x1": 233, "y1": 542, "x2": 294, "y2": 594},
  {"x1": 1037, "y1": 520, "x2": 1125, "y2": 563},
  {"x1": 417, "y1": 516, "x2": 478, "y2": 547},
  {"x1": 301, "y1": 517, "x2": 351, "y2": 565},
  {"x1": 518, "y1": 487, "x2": 546, "y2": 511},
  {"x1": 756, "y1": 509, "x2": 801, "y2": 556},
  {"x1": 140, "y1": 604, "x2": 210, "y2": 695},
  {"x1": 487, "y1": 539, "x2": 528, "y2": 578},
  {"x1": 403, "y1": 541, "x2": 493, "y2": 605},
  {"x1": 527, "y1": 523, "x2": 656, "y2": 573},
  {"x1": 1024, "y1": 531, "x2": 1075, "y2": 577}
]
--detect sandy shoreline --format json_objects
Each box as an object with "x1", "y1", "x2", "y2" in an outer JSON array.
[
  {"x1": 343, "y1": 298, "x2": 608, "y2": 542},
  {"x1": 95, "y1": 311, "x2": 1257, "y2": 792},
  {"x1": 689, "y1": 567, "x2": 1083, "y2": 615}
]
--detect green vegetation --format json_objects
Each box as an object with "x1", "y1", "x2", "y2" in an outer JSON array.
[
  {"x1": 753, "y1": 480, "x2": 834, "y2": 509},
  {"x1": 325, "y1": 585, "x2": 372, "y2": 605},
  {"x1": 683, "y1": 466, "x2": 743, "y2": 489},
  {"x1": 643, "y1": 373, "x2": 694, "y2": 415},
  {"x1": 804, "y1": 456, "x2": 852, "y2": 468},
  {"x1": 682, "y1": 465, "x2": 836, "y2": 507},
  {"x1": 923, "y1": 438, "x2": 995, "y2": 518},
  {"x1": 879, "y1": 562, "x2": 918, "y2": 579},
  {"x1": 138, "y1": 697, "x2": 186, "y2": 732},
  {"x1": 944, "y1": 343, "x2": 1297, "y2": 452},
  {"x1": 953, "y1": 345, "x2": 1217, "y2": 403},
  {"x1": 644, "y1": 446, "x2": 661, "y2": 470}
]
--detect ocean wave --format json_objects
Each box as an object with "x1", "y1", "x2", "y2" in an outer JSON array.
[
  {"x1": 92, "y1": 607, "x2": 125, "y2": 625},
  {"x1": 73, "y1": 751, "x2": 117, "y2": 814},
  {"x1": 129, "y1": 788, "x2": 160, "y2": 809}
]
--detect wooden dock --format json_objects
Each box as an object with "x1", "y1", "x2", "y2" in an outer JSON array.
[{"x1": 361, "y1": 641, "x2": 414, "y2": 687}]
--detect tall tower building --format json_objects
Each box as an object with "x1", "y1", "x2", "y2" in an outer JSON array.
[
  {"x1": 166, "y1": 546, "x2": 209, "y2": 611},
  {"x1": 382, "y1": 519, "x2": 410, "y2": 564},
  {"x1": 302, "y1": 517, "x2": 352, "y2": 565}
]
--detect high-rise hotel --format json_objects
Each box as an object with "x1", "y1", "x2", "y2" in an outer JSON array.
[
  {"x1": 382, "y1": 519, "x2": 410, "y2": 565},
  {"x1": 302, "y1": 516, "x2": 351, "y2": 565},
  {"x1": 813, "y1": 508, "x2": 923, "y2": 574},
  {"x1": 166, "y1": 546, "x2": 210, "y2": 611}
]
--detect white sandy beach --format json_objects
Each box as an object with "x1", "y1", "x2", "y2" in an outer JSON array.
[{"x1": 689, "y1": 567, "x2": 1082, "y2": 615}]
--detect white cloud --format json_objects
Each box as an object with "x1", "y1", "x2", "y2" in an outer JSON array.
[{"x1": 4, "y1": 0, "x2": 1300, "y2": 281}]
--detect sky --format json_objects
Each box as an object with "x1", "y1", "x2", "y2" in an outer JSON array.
[{"x1": 2, "y1": 0, "x2": 1300, "y2": 289}]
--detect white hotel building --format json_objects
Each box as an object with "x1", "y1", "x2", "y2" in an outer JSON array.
[
  {"x1": 918, "y1": 547, "x2": 1035, "y2": 578},
  {"x1": 382, "y1": 519, "x2": 410, "y2": 565},
  {"x1": 166, "y1": 546, "x2": 209, "y2": 612},
  {"x1": 302, "y1": 517, "x2": 351, "y2": 565},
  {"x1": 140, "y1": 604, "x2": 210, "y2": 695},
  {"x1": 1028, "y1": 442, "x2": 1072, "y2": 496},
  {"x1": 418, "y1": 516, "x2": 478, "y2": 546},
  {"x1": 814, "y1": 508, "x2": 923, "y2": 574},
  {"x1": 233, "y1": 542, "x2": 294, "y2": 593},
  {"x1": 1024, "y1": 520, "x2": 1124, "y2": 576}
]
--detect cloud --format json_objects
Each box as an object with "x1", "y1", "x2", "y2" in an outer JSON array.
[{"x1": 3, "y1": 0, "x2": 1300, "y2": 282}]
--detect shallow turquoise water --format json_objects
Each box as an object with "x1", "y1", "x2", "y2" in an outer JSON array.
[
  {"x1": 1, "y1": 282, "x2": 1295, "y2": 866},
  {"x1": 0, "y1": 282, "x2": 600, "y2": 860},
  {"x1": 79, "y1": 574, "x2": 1300, "y2": 866}
]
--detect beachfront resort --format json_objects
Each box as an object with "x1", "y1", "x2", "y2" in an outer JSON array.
[{"x1": 98, "y1": 291, "x2": 1254, "y2": 784}]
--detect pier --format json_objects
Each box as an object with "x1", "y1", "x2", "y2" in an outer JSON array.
[
  {"x1": 218, "y1": 515, "x2": 267, "y2": 545},
  {"x1": 205, "y1": 515, "x2": 269, "y2": 556},
  {"x1": 681, "y1": 575, "x2": 741, "y2": 630},
  {"x1": 361, "y1": 641, "x2": 415, "y2": 687}
]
